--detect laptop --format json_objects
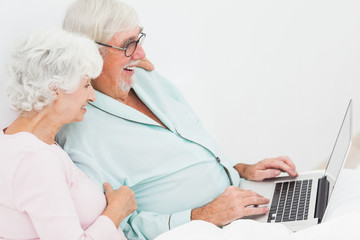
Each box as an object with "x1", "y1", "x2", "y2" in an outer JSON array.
[{"x1": 240, "y1": 100, "x2": 353, "y2": 231}]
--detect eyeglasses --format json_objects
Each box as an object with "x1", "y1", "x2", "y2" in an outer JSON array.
[{"x1": 96, "y1": 32, "x2": 146, "y2": 57}]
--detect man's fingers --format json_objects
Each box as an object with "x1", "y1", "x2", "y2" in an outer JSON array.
[
  {"x1": 263, "y1": 159, "x2": 297, "y2": 177},
  {"x1": 260, "y1": 169, "x2": 281, "y2": 179},
  {"x1": 241, "y1": 195, "x2": 270, "y2": 216},
  {"x1": 243, "y1": 206, "x2": 269, "y2": 216},
  {"x1": 241, "y1": 195, "x2": 270, "y2": 207},
  {"x1": 277, "y1": 156, "x2": 298, "y2": 175}
]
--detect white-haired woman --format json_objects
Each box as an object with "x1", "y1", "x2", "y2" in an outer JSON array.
[{"x1": 0, "y1": 29, "x2": 135, "y2": 240}]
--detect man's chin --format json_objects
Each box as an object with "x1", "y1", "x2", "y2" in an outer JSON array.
[{"x1": 119, "y1": 76, "x2": 136, "y2": 92}]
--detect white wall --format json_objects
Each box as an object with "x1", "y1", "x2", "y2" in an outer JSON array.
[
  {"x1": 1, "y1": 0, "x2": 359, "y2": 172},
  {"x1": 0, "y1": 0, "x2": 73, "y2": 126}
]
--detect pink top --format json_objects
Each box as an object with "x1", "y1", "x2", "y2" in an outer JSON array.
[{"x1": 0, "y1": 131, "x2": 126, "y2": 240}]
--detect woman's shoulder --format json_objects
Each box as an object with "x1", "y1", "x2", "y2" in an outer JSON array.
[
  {"x1": 1, "y1": 131, "x2": 58, "y2": 153},
  {"x1": 0, "y1": 131, "x2": 72, "y2": 172}
]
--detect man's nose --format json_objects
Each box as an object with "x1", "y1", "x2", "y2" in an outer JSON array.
[{"x1": 131, "y1": 44, "x2": 146, "y2": 60}]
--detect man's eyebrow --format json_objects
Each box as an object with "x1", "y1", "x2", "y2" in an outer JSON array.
[
  {"x1": 121, "y1": 37, "x2": 136, "y2": 47},
  {"x1": 120, "y1": 27, "x2": 144, "y2": 47}
]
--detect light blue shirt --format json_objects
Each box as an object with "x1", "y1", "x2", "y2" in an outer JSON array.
[{"x1": 56, "y1": 69, "x2": 240, "y2": 240}]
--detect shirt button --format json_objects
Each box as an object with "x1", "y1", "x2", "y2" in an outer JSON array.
[{"x1": 216, "y1": 157, "x2": 221, "y2": 163}]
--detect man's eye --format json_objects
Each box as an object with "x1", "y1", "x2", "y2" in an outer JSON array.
[
  {"x1": 122, "y1": 43, "x2": 131, "y2": 48},
  {"x1": 122, "y1": 39, "x2": 136, "y2": 48}
]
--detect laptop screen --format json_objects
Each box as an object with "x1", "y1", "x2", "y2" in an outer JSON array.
[{"x1": 324, "y1": 100, "x2": 352, "y2": 195}]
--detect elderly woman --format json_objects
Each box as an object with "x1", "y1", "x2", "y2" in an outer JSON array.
[{"x1": 0, "y1": 29, "x2": 136, "y2": 240}]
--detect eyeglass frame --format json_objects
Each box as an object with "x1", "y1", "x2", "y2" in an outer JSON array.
[{"x1": 95, "y1": 32, "x2": 146, "y2": 57}]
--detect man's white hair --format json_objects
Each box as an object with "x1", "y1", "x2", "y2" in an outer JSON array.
[
  {"x1": 6, "y1": 28, "x2": 103, "y2": 113},
  {"x1": 63, "y1": 0, "x2": 140, "y2": 44}
]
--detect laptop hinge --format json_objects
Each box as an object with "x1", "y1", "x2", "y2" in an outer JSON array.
[{"x1": 314, "y1": 176, "x2": 329, "y2": 223}]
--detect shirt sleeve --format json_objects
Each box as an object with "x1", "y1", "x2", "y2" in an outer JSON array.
[
  {"x1": 121, "y1": 209, "x2": 191, "y2": 240},
  {"x1": 11, "y1": 150, "x2": 125, "y2": 240}
]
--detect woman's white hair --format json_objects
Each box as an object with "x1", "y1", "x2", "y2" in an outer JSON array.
[
  {"x1": 6, "y1": 28, "x2": 103, "y2": 113},
  {"x1": 63, "y1": 0, "x2": 140, "y2": 44}
]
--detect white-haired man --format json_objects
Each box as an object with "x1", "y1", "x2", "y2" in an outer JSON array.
[{"x1": 56, "y1": 0, "x2": 298, "y2": 239}]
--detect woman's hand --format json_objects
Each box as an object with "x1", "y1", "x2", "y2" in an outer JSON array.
[
  {"x1": 136, "y1": 58, "x2": 154, "y2": 71},
  {"x1": 101, "y1": 183, "x2": 137, "y2": 228}
]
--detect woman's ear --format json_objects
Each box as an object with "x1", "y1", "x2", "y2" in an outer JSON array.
[{"x1": 51, "y1": 87, "x2": 61, "y2": 102}]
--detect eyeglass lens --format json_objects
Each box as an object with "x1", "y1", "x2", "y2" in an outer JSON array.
[{"x1": 125, "y1": 34, "x2": 145, "y2": 57}]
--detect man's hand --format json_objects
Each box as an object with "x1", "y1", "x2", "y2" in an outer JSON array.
[
  {"x1": 191, "y1": 186, "x2": 269, "y2": 226},
  {"x1": 136, "y1": 58, "x2": 154, "y2": 71},
  {"x1": 234, "y1": 156, "x2": 298, "y2": 181}
]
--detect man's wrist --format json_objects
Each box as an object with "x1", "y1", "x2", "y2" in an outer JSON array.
[
  {"x1": 234, "y1": 163, "x2": 250, "y2": 179},
  {"x1": 191, "y1": 207, "x2": 202, "y2": 221},
  {"x1": 191, "y1": 205, "x2": 216, "y2": 225}
]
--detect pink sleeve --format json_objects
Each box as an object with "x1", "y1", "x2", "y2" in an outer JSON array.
[{"x1": 11, "y1": 150, "x2": 125, "y2": 240}]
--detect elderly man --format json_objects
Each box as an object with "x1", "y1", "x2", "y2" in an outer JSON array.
[{"x1": 56, "y1": 0, "x2": 297, "y2": 239}]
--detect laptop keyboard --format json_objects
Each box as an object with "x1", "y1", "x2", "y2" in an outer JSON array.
[{"x1": 267, "y1": 179, "x2": 312, "y2": 223}]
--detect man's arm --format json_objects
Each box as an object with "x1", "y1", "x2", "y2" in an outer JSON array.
[
  {"x1": 190, "y1": 156, "x2": 297, "y2": 227},
  {"x1": 123, "y1": 186, "x2": 270, "y2": 239},
  {"x1": 234, "y1": 156, "x2": 298, "y2": 181}
]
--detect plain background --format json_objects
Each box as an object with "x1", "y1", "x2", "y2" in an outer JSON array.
[{"x1": 0, "y1": 0, "x2": 359, "y2": 172}]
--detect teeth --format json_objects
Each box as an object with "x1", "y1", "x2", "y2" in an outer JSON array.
[{"x1": 124, "y1": 66, "x2": 135, "y2": 71}]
